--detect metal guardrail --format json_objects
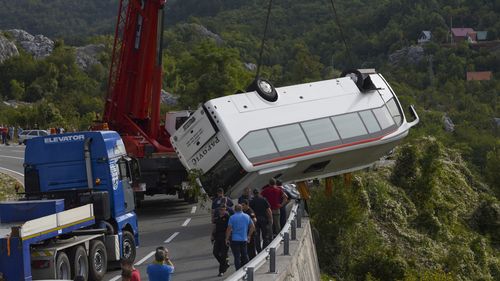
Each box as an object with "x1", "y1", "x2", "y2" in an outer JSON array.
[{"x1": 224, "y1": 200, "x2": 304, "y2": 281}]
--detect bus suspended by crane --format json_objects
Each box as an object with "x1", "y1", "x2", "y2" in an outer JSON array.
[{"x1": 171, "y1": 70, "x2": 419, "y2": 197}]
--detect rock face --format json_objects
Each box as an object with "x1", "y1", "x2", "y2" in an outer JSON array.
[
  {"x1": 161, "y1": 90, "x2": 179, "y2": 105},
  {"x1": 0, "y1": 29, "x2": 105, "y2": 72},
  {"x1": 75, "y1": 44, "x2": 105, "y2": 71},
  {"x1": 178, "y1": 23, "x2": 224, "y2": 45},
  {"x1": 7, "y1": 29, "x2": 54, "y2": 59},
  {"x1": 0, "y1": 34, "x2": 19, "y2": 63},
  {"x1": 389, "y1": 45, "x2": 425, "y2": 66},
  {"x1": 442, "y1": 114, "x2": 455, "y2": 132}
]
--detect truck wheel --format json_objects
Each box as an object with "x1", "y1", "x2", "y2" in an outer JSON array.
[
  {"x1": 56, "y1": 251, "x2": 71, "y2": 280},
  {"x1": 88, "y1": 240, "x2": 107, "y2": 281},
  {"x1": 121, "y1": 231, "x2": 136, "y2": 264},
  {"x1": 70, "y1": 245, "x2": 89, "y2": 281}
]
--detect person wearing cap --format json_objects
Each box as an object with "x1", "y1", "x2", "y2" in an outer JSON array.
[
  {"x1": 211, "y1": 203, "x2": 231, "y2": 276},
  {"x1": 211, "y1": 187, "x2": 234, "y2": 223},
  {"x1": 249, "y1": 188, "x2": 273, "y2": 251},
  {"x1": 225, "y1": 204, "x2": 255, "y2": 270},
  {"x1": 147, "y1": 247, "x2": 174, "y2": 281}
]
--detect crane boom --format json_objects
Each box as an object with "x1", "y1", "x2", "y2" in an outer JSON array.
[{"x1": 104, "y1": 0, "x2": 172, "y2": 156}]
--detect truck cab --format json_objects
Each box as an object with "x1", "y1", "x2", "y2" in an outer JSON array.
[{"x1": 0, "y1": 131, "x2": 139, "y2": 280}]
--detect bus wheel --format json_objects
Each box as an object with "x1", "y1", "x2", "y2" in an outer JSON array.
[
  {"x1": 69, "y1": 245, "x2": 89, "y2": 281},
  {"x1": 121, "y1": 231, "x2": 136, "y2": 264},
  {"x1": 89, "y1": 240, "x2": 107, "y2": 281},
  {"x1": 55, "y1": 251, "x2": 71, "y2": 280},
  {"x1": 247, "y1": 78, "x2": 278, "y2": 102},
  {"x1": 340, "y1": 69, "x2": 364, "y2": 90}
]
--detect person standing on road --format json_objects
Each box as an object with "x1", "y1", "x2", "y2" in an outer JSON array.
[
  {"x1": 225, "y1": 204, "x2": 255, "y2": 270},
  {"x1": 238, "y1": 187, "x2": 252, "y2": 204},
  {"x1": 250, "y1": 188, "x2": 273, "y2": 251},
  {"x1": 147, "y1": 247, "x2": 174, "y2": 281},
  {"x1": 241, "y1": 199, "x2": 257, "y2": 259},
  {"x1": 211, "y1": 203, "x2": 231, "y2": 277},
  {"x1": 212, "y1": 187, "x2": 234, "y2": 222},
  {"x1": 276, "y1": 180, "x2": 293, "y2": 229},
  {"x1": 261, "y1": 178, "x2": 288, "y2": 236},
  {"x1": 121, "y1": 259, "x2": 141, "y2": 281}
]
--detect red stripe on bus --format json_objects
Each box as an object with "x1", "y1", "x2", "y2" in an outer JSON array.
[{"x1": 253, "y1": 132, "x2": 393, "y2": 167}]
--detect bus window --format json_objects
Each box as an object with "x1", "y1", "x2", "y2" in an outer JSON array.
[
  {"x1": 239, "y1": 130, "x2": 278, "y2": 159},
  {"x1": 331, "y1": 113, "x2": 368, "y2": 140},
  {"x1": 300, "y1": 118, "x2": 340, "y2": 146},
  {"x1": 373, "y1": 106, "x2": 395, "y2": 129},
  {"x1": 269, "y1": 124, "x2": 309, "y2": 152},
  {"x1": 359, "y1": 110, "x2": 381, "y2": 134},
  {"x1": 386, "y1": 99, "x2": 403, "y2": 126}
]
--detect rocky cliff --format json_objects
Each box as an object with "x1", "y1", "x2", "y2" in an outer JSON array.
[{"x1": 0, "y1": 29, "x2": 102, "y2": 71}]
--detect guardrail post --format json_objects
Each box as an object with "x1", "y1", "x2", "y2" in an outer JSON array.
[
  {"x1": 291, "y1": 220, "x2": 297, "y2": 240},
  {"x1": 297, "y1": 202, "x2": 302, "y2": 228},
  {"x1": 269, "y1": 247, "x2": 277, "y2": 273},
  {"x1": 247, "y1": 267, "x2": 254, "y2": 281},
  {"x1": 283, "y1": 232, "x2": 290, "y2": 255}
]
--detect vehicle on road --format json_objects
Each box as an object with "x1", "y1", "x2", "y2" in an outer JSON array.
[
  {"x1": 0, "y1": 131, "x2": 139, "y2": 280},
  {"x1": 171, "y1": 70, "x2": 419, "y2": 197},
  {"x1": 18, "y1": 129, "x2": 49, "y2": 145}
]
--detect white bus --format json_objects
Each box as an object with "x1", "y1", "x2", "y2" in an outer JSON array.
[{"x1": 170, "y1": 70, "x2": 419, "y2": 197}]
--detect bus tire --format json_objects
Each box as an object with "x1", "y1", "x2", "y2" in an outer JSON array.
[
  {"x1": 55, "y1": 251, "x2": 72, "y2": 280},
  {"x1": 340, "y1": 69, "x2": 364, "y2": 90},
  {"x1": 247, "y1": 78, "x2": 278, "y2": 102},
  {"x1": 88, "y1": 240, "x2": 107, "y2": 281},
  {"x1": 69, "y1": 245, "x2": 89, "y2": 281},
  {"x1": 121, "y1": 231, "x2": 136, "y2": 264}
]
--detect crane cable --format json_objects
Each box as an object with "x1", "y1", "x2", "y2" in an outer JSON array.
[
  {"x1": 329, "y1": 0, "x2": 353, "y2": 66},
  {"x1": 255, "y1": 0, "x2": 274, "y2": 80}
]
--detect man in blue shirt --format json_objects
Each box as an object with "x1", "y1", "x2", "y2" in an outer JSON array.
[
  {"x1": 147, "y1": 247, "x2": 174, "y2": 281},
  {"x1": 225, "y1": 204, "x2": 255, "y2": 270}
]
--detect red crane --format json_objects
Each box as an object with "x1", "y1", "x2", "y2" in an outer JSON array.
[{"x1": 97, "y1": 0, "x2": 191, "y2": 202}]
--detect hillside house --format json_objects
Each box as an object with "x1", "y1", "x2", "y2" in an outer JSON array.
[
  {"x1": 466, "y1": 71, "x2": 493, "y2": 81},
  {"x1": 418, "y1": 31, "x2": 432, "y2": 44},
  {"x1": 451, "y1": 28, "x2": 475, "y2": 43}
]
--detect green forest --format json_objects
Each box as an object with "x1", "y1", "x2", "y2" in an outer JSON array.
[{"x1": 0, "y1": 0, "x2": 499, "y2": 280}]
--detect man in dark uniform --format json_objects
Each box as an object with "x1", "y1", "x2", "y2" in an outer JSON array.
[
  {"x1": 249, "y1": 189, "x2": 273, "y2": 252},
  {"x1": 211, "y1": 203, "x2": 230, "y2": 276},
  {"x1": 241, "y1": 199, "x2": 257, "y2": 259},
  {"x1": 211, "y1": 188, "x2": 234, "y2": 223}
]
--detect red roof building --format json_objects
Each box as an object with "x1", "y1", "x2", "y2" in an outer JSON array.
[
  {"x1": 451, "y1": 28, "x2": 475, "y2": 42},
  {"x1": 466, "y1": 71, "x2": 493, "y2": 81}
]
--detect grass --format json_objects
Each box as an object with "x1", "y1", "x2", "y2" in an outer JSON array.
[{"x1": 0, "y1": 172, "x2": 23, "y2": 201}]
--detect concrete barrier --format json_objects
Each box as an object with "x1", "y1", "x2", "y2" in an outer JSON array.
[
  {"x1": 225, "y1": 202, "x2": 320, "y2": 281},
  {"x1": 252, "y1": 218, "x2": 320, "y2": 281}
]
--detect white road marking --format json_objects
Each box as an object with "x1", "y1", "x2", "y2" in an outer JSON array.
[
  {"x1": 109, "y1": 275, "x2": 121, "y2": 281},
  {"x1": 182, "y1": 218, "x2": 191, "y2": 227},
  {"x1": 0, "y1": 155, "x2": 23, "y2": 160},
  {"x1": 0, "y1": 167, "x2": 24, "y2": 177},
  {"x1": 134, "y1": 250, "x2": 155, "y2": 266},
  {"x1": 164, "y1": 232, "x2": 179, "y2": 243},
  {"x1": 191, "y1": 206, "x2": 197, "y2": 213}
]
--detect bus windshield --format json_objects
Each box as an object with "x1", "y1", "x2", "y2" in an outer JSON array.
[{"x1": 200, "y1": 152, "x2": 247, "y2": 193}]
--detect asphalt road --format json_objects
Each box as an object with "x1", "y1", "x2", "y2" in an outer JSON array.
[
  {"x1": 0, "y1": 144, "x2": 234, "y2": 281},
  {"x1": 0, "y1": 144, "x2": 25, "y2": 184}
]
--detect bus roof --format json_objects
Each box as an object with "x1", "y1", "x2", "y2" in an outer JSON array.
[{"x1": 204, "y1": 74, "x2": 397, "y2": 143}]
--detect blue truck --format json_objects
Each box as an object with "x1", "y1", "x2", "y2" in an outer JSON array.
[{"x1": 0, "y1": 131, "x2": 139, "y2": 281}]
